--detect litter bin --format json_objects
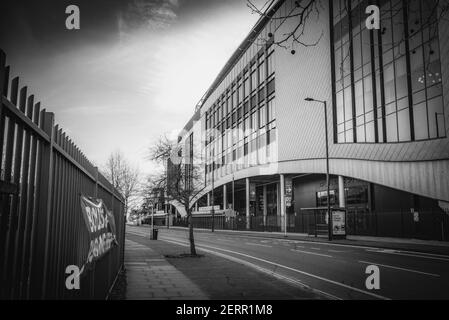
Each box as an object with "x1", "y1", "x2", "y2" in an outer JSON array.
[{"x1": 152, "y1": 228, "x2": 158, "y2": 240}]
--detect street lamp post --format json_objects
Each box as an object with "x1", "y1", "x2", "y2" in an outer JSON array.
[{"x1": 305, "y1": 98, "x2": 332, "y2": 241}]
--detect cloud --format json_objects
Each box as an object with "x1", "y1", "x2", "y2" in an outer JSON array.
[{"x1": 118, "y1": 0, "x2": 180, "y2": 38}]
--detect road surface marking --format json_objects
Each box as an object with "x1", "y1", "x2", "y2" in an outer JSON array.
[
  {"x1": 290, "y1": 249, "x2": 333, "y2": 258},
  {"x1": 162, "y1": 238, "x2": 390, "y2": 300},
  {"x1": 161, "y1": 239, "x2": 341, "y2": 300},
  {"x1": 358, "y1": 261, "x2": 440, "y2": 277},
  {"x1": 245, "y1": 242, "x2": 273, "y2": 248},
  {"x1": 311, "y1": 247, "x2": 321, "y2": 251},
  {"x1": 328, "y1": 249, "x2": 346, "y2": 253},
  {"x1": 366, "y1": 249, "x2": 449, "y2": 262}
]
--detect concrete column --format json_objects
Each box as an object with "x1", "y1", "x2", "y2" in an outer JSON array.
[
  {"x1": 246, "y1": 178, "x2": 250, "y2": 230},
  {"x1": 338, "y1": 176, "x2": 345, "y2": 208},
  {"x1": 263, "y1": 185, "x2": 267, "y2": 227},
  {"x1": 276, "y1": 182, "x2": 281, "y2": 217},
  {"x1": 280, "y1": 174, "x2": 286, "y2": 232},
  {"x1": 223, "y1": 184, "x2": 227, "y2": 210},
  {"x1": 207, "y1": 192, "x2": 211, "y2": 207},
  {"x1": 195, "y1": 202, "x2": 198, "y2": 212}
]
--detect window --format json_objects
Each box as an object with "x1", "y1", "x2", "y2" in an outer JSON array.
[
  {"x1": 316, "y1": 190, "x2": 337, "y2": 207},
  {"x1": 267, "y1": 98, "x2": 276, "y2": 123},
  {"x1": 267, "y1": 52, "x2": 274, "y2": 77},
  {"x1": 259, "y1": 104, "x2": 266, "y2": 129},
  {"x1": 333, "y1": 0, "x2": 445, "y2": 144}
]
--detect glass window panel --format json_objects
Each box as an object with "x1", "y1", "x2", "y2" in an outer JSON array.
[
  {"x1": 258, "y1": 60, "x2": 266, "y2": 84},
  {"x1": 410, "y1": 46, "x2": 425, "y2": 93},
  {"x1": 375, "y1": 71, "x2": 382, "y2": 108},
  {"x1": 408, "y1": 0, "x2": 421, "y2": 50},
  {"x1": 335, "y1": 48, "x2": 342, "y2": 81},
  {"x1": 386, "y1": 112, "x2": 398, "y2": 142},
  {"x1": 386, "y1": 102, "x2": 396, "y2": 116},
  {"x1": 366, "y1": 111, "x2": 374, "y2": 123},
  {"x1": 427, "y1": 83, "x2": 443, "y2": 100},
  {"x1": 377, "y1": 117, "x2": 384, "y2": 142},
  {"x1": 344, "y1": 86, "x2": 353, "y2": 120},
  {"x1": 383, "y1": 49, "x2": 393, "y2": 66},
  {"x1": 355, "y1": 80, "x2": 364, "y2": 116},
  {"x1": 345, "y1": 129, "x2": 354, "y2": 143},
  {"x1": 356, "y1": 115, "x2": 365, "y2": 127},
  {"x1": 398, "y1": 108, "x2": 411, "y2": 142},
  {"x1": 361, "y1": 28, "x2": 371, "y2": 65},
  {"x1": 364, "y1": 76, "x2": 374, "y2": 112},
  {"x1": 427, "y1": 96, "x2": 445, "y2": 138},
  {"x1": 397, "y1": 97, "x2": 408, "y2": 111},
  {"x1": 395, "y1": 56, "x2": 408, "y2": 99},
  {"x1": 357, "y1": 125, "x2": 366, "y2": 143},
  {"x1": 353, "y1": 33, "x2": 362, "y2": 69},
  {"x1": 381, "y1": 6, "x2": 393, "y2": 51},
  {"x1": 413, "y1": 102, "x2": 428, "y2": 140},
  {"x1": 366, "y1": 121, "x2": 375, "y2": 142},
  {"x1": 342, "y1": 42, "x2": 351, "y2": 77},
  {"x1": 392, "y1": 3, "x2": 404, "y2": 45},
  {"x1": 413, "y1": 90, "x2": 426, "y2": 104},
  {"x1": 383, "y1": 63, "x2": 395, "y2": 104},
  {"x1": 337, "y1": 91, "x2": 344, "y2": 124}
]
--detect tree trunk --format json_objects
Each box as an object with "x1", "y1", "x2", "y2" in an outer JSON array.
[{"x1": 187, "y1": 210, "x2": 197, "y2": 256}]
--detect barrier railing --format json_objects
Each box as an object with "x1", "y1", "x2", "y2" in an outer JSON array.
[{"x1": 0, "y1": 49, "x2": 126, "y2": 299}]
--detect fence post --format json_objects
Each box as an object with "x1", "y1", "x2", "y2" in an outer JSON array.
[{"x1": 30, "y1": 112, "x2": 54, "y2": 299}]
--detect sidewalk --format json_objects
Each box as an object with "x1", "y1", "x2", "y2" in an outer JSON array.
[
  {"x1": 109, "y1": 232, "x2": 322, "y2": 300},
  {"x1": 168, "y1": 226, "x2": 449, "y2": 255}
]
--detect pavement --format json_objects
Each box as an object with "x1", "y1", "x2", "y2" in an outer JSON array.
[
  {"x1": 125, "y1": 226, "x2": 449, "y2": 300},
  {"x1": 110, "y1": 227, "x2": 322, "y2": 300}
]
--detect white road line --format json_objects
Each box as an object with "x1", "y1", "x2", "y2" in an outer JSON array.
[
  {"x1": 366, "y1": 249, "x2": 449, "y2": 262},
  {"x1": 163, "y1": 238, "x2": 390, "y2": 300},
  {"x1": 290, "y1": 249, "x2": 333, "y2": 258},
  {"x1": 328, "y1": 249, "x2": 347, "y2": 253},
  {"x1": 311, "y1": 247, "x2": 321, "y2": 251},
  {"x1": 245, "y1": 242, "x2": 273, "y2": 248},
  {"x1": 358, "y1": 261, "x2": 441, "y2": 277},
  {"x1": 161, "y1": 239, "x2": 341, "y2": 300}
]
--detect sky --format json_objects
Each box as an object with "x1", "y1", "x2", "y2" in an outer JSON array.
[{"x1": 0, "y1": 0, "x2": 266, "y2": 177}]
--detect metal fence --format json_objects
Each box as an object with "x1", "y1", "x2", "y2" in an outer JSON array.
[
  {"x1": 173, "y1": 207, "x2": 449, "y2": 241},
  {"x1": 0, "y1": 49, "x2": 126, "y2": 300}
]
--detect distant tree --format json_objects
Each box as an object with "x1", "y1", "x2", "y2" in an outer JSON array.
[
  {"x1": 147, "y1": 135, "x2": 205, "y2": 256},
  {"x1": 103, "y1": 150, "x2": 141, "y2": 218}
]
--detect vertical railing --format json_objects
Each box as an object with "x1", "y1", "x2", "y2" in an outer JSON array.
[{"x1": 0, "y1": 49, "x2": 126, "y2": 300}]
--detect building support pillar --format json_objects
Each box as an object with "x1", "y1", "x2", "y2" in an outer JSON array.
[
  {"x1": 338, "y1": 176, "x2": 345, "y2": 208},
  {"x1": 280, "y1": 174, "x2": 286, "y2": 233},
  {"x1": 246, "y1": 178, "x2": 250, "y2": 230},
  {"x1": 263, "y1": 185, "x2": 267, "y2": 227},
  {"x1": 223, "y1": 184, "x2": 227, "y2": 210},
  {"x1": 207, "y1": 192, "x2": 211, "y2": 207}
]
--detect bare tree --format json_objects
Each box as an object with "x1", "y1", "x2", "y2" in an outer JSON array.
[
  {"x1": 103, "y1": 150, "x2": 141, "y2": 218},
  {"x1": 147, "y1": 135, "x2": 205, "y2": 256}
]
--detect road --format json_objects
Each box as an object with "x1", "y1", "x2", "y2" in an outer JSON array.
[{"x1": 126, "y1": 226, "x2": 449, "y2": 300}]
